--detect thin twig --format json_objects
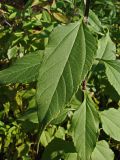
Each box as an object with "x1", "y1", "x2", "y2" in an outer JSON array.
[
  {"x1": 2, "y1": 14, "x2": 12, "y2": 27},
  {"x1": 3, "y1": 19, "x2": 11, "y2": 27},
  {"x1": 82, "y1": 80, "x2": 87, "y2": 90},
  {"x1": 82, "y1": 0, "x2": 91, "y2": 90},
  {"x1": 84, "y1": 0, "x2": 91, "y2": 24}
]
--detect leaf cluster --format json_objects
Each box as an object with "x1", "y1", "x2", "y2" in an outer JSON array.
[{"x1": 0, "y1": 0, "x2": 120, "y2": 160}]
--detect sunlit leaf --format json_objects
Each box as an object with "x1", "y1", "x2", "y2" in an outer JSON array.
[
  {"x1": 0, "y1": 52, "x2": 43, "y2": 84},
  {"x1": 100, "y1": 108, "x2": 120, "y2": 141},
  {"x1": 92, "y1": 140, "x2": 114, "y2": 160},
  {"x1": 36, "y1": 21, "x2": 97, "y2": 131},
  {"x1": 71, "y1": 92, "x2": 99, "y2": 160},
  {"x1": 104, "y1": 60, "x2": 120, "y2": 96}
]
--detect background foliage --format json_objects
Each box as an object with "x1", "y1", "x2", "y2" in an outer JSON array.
[{"x1": 0, "y1": 0, "x2": 120, "y2": 160}]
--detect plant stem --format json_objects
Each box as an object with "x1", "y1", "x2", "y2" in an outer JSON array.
[{"x1": 84, "y1": 0, "x2": 91, "y2": 23}]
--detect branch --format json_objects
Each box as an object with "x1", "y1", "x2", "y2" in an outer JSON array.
[
  {"x1": 82, "y1": 80, "x2": 87, "y2": 90},
  {"x1": 84, "y1": 0, "x2": 91, "y2": 23}
]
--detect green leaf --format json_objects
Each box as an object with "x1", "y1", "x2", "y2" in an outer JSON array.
[
  {"x1": 91, "y1": 141, "x2": 114, "y2": 160},
  {"x1": 88, "y1": 10, "x2": 103, "y2": 34},
  {"x1": 40, "y1": 131, "x2": 52, "y2": 147},
  {"x1": 0, "y1": 52, "x2": 43, "y2": 84},
  {"x1": 41, "y1": 138, "x2": 76, "y2": 160},
  {"x1": 81, "y1": 24, "x2": 97, "y2": 80},
  {"x1": 42, "y1": 10, "x2": 51, "y2": 23},
  {"x1": 104, "y1": 82, "x2": 120, "y2": 102},
  {"x1": 64, "y1": 153, "x2": 78, "y2": 160},
  {"x1": 53, "y1": 12, "x2": 68, "y2": 24},
  {"x1": 54, "y1": 126, "x2": 65, "y2": 139},
  {"x1": 96, "y1": 33, "x2": 116, "y2": 60},
  {"x1": 71, "y1": 92, "x2": 99, "y2": 160},
  {"x1": 36, "y1": 21, "x2": 97, "y2": 129},
  {"x1": 100, "y1": 108, "x2": 120, "y2": 141},
  {"x1": 18, "y1": 108, "x2": 38, "y2": 124},
  {"x1": 51, "y1": 109, "x2": 69, "y2": 125},
  {"x1": 19, "y1": 108, "x2": 68, "y2": 125},
  {"x1": 7, "y1": 46, "x2": 18, "y2": 59},
  {"x1": 104, "y1": 60, "x2": 120, "y2": 96}
]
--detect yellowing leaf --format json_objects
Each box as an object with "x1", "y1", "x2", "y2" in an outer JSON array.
[{"x1": 53, "y1": 12, "x2": 68, "y2": 23}]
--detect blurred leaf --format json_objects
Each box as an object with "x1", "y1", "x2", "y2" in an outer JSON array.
[
  {"x1": 42, "y1": 10, "x2": 51, "y2": 23},
  {"x1": 7, "y1": 46, "x2": 18, "y2": 59},
  {"x1": 18, "y1": 108, "x2": 38, "y2": 124},
  {"x1": 9, "y1": 12, "x2": 17, "y2": 19},
  {"x1": 53, "y1": 12, "x2": 68, "y2": 23}
]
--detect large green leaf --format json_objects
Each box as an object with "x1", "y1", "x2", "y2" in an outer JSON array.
[
  {"x1": 103, "y1": 60, "x2": 120, "y2": 96},
  {"x1": 36, "y1": 21, "x2": 97, "y2": 129},
  {"x1": 71, "y1": 92, "x2": 99, "y2": 160},
  {"x1": 91, "y1": 140, "x2": 114, "y2": 160},
  {"x1": 96, "y1": 33, "x2": 116, "y2": 60},
  {"x1": 0, "y1": 52, "x2": 43, "y2": 84},
  {"x1": 100, "y1": 108, "x2": 120, "y2": 141}
]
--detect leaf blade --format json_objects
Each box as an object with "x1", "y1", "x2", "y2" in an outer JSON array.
[
  {"x1": 104, "y1": 60, "x2": 120, "y2": 96},
  {"x1": 96, "y1": 33, "x2": 116, "y2": 60},
  {"x1": 36, "y1": 21, "x2": 97, "y2": 130},
  {"x1": 0, "y1": 52, "x2": 43, "y2": 84},
  {"x1": 91, "y1": 140, "x2": 114, "y2": 160},
  {"x1": 71, "y1": 92, "x2": 99, "y2": 160},
  {"x1": 41, "y1": 138, "x2": 76, "y2": 160},
  {"x1": 100, "y1": 108, "x2": 120, "y2": 141}
]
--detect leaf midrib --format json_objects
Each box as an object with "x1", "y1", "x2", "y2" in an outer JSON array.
[{"x1": 40, "y1": 23, "x2": 81, "y2": 122}]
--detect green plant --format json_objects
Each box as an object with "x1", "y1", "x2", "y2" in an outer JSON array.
[{"x1": 0, "y1": 0, "x2": 120, "y2": 159}]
